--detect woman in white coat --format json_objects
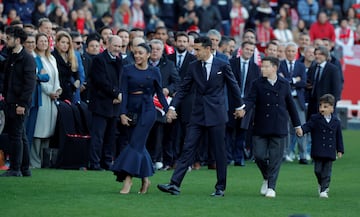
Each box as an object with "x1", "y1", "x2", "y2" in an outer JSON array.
[{"x1": 30, "y1": 33, "x2": 62, "y2": 168}]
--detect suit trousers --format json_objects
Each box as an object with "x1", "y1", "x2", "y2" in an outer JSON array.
[
  {"x1": 226, "y1": 126, "x2": 246, "y2": 164},
  {"x1": 6, "y1": 104, "x2": 30, "y2": 171},
  {"x1": 314, "y1": 159, "x2": 333, "y2": 192},
  {"x1": 171, "y1": 123, "x2": 227, "y2": 190},
  {"x1": 89, "y1": 113, "x2": 117, "y2": 169},
  {"x1": 253, "y1": 135, "x2": 286, "y2": 190},
  {"x1": 287, "y1": 97, "x2": 307, "y2": 159}
]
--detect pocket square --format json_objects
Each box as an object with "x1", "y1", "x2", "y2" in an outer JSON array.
[{"x1": 217, "y1": 71, "x2": 222, "y2": 75}]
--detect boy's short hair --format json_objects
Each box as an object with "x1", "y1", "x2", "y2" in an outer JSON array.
[
  {"x1": 262, "y1": 56, "x2": 279, "y2": 68},
  {"x1": 319, "y1": 94, "x2": 335, "y2": 106}
]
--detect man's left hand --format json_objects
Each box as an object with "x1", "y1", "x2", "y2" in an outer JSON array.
[{"x1": 234, "y1": 109, "x2": 245, "y2": 119}]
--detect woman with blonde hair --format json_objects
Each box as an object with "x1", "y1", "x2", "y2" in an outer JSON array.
[
  {"x1": 30, "y1": 33, "x2": 62, "y2": 168},
  {"x1": 52, "y1": 30, "x2": 80, "y2": 101}
]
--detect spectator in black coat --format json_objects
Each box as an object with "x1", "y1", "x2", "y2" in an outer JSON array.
[{"x1": 0, "y1": 26, "x2": 36, "y2": 177}]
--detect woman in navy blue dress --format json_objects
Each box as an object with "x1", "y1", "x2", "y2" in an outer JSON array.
[{"x1": 112, "y1": 43, "x2": 169, "y2": 194}]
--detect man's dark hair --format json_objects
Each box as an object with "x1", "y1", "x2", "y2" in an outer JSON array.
[
  {"x1": 70, "y1": 31, "x2": 81, "y2": 39},
  {"x1": 130, "y1": 27, "x2": 144, "y2": 33},
  {"x1": 5, "y1": 26, "x2": 28, "y2": 44},
  {"x1": 102, "y1": 11, "x2": 112, "y2": 18},
  {"x1": 262, "y1": 56, "x2": 279, "y2": 68},
  {"x1": 98, "y1": 25, "x2": 112, "y2": 35},
  {"x1": 155, "y1": 26, "x2": 168, "y2": 33},
  {"x1": 86, "y1": 33, "x2": 101, "y2": 46},
  {"x1": 24, "y1": 24, "x2": 36, "y2": 30},
  {"x1": 241, "y1": 41, "x2": 256, "y2": 48},
  {"x1": 116, "y1": 28, "x2": 129, "y2": 35},
  {"x1": 194, "y1": 36, "x2": 212, "y2": 48},
  {"x1": 266, "y1": 40, "x2": 278, "y2": 49},
  {"x1": 243, "y1": 28, "x2": 256, "y2": 39},
  {"x1": 219, "y1": 36, "x2": 230, "y2": 47},
  {"x1": 187, "y1": 31, "x2": 200, "y2": 39},
  {"x1": 9, "y1": 20, "x2": 23, "y2": 26},
  {"x1": 319, "y1": 94, "x2": 335, "y2": 106},
  {"x1": 175, "y1": 31, "x2": 189, "y2": 41}
]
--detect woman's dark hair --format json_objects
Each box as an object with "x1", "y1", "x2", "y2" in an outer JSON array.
[{"x1": 137, "y1": 43, "x2": 151, "y2": 53}]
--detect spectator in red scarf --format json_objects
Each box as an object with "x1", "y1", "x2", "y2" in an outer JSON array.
[{"x1": 335, "y1": 18, "x2": 354, "y2": 56}]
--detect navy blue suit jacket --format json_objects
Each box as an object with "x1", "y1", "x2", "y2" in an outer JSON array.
[
  {"x1": 244, "y1": 76, "x2": 301, "y2": 137},
  {"x1": 228, "y1": 57, "x2": 261, "y2": 128},
  {"x1": 278, "y1": 60, "x2": 307, "y2": 110},
  {"x1": 88, "y1": 51, "x2": 122, "y2": 118},
  {"x1": 307, "y1": 61, "x2": 341, "y2": 118},
  {"x1": 171, "y1": 57, "x2": 243, "y2": 126},
  {"x1": 302, "y1": 113, "x2": 344, "y2": 161},
  {"x1": 167, "y1": 52, "x2": 197, "y2": 122}
]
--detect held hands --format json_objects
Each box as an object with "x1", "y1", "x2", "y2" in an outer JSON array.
[
  {"x1": 73, "y1": 80, "x2": 81, "y2": 89},
  {"x1": 16, "y1": 106, "x2": 25, "y2": 115},
  {"x1": 296, "y1": 128, "x2": 303, "y2": 137},
  {"x1": 113, "y1": 93, "x2": 122, "y2": 104},
  {"x1": 166, "y1": 109, "x2": 177, "y2": 123},
  {"x1": 120, "y1": 114, "x2": 131, "y2": 126},
  {"x1": 233, "y1": 109, "x2": 245, "y2": 119}
]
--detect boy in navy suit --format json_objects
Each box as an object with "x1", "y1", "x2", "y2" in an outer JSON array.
[
  {"x1": 244, "y1": 56, "x2": 301, "y2": 198},
  {"x1": 297, "y1": 94, "x2": 344, "y2": 198}
]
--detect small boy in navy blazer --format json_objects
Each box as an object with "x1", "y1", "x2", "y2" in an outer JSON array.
[{"x1": 297, "y1": 94, "x2": 344, "y2": 198}]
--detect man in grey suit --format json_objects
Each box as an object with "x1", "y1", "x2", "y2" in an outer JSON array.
[{"x1": 158, "y1": 36, "x2": 245, "y2": 197}]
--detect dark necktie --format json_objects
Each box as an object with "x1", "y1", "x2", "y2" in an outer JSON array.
[
  {"x1": 241, "y1": 61, "x2": 247, "y2": 97},
  {"x1": 289, "y1": 61, "x2": 293, "y2": 77},
  {"x1": 312, "y1": 64, "x2": 321, "y2": 96},
  {"x1": 177, "y1": 54, "x2": 182, "y2": 70},
  {"x1": 202, "y1": 61, "x2": 208, "y2": 80}
]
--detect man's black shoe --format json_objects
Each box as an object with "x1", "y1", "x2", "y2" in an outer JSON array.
[
  {"x1": 0, "y1": 170, "x2": 22, "y2": 177},
  {"x1": 299, "y1": 159, "x2": 309, "y2": 165},
  {"x1": 88, "y1": 166, "x2": 105, "y2": 171},
  {"x1": 157, "y1": 183, "x2": 180, "y2": 195},
  {"x1": 210, "y1": 189, "x2": 225, "y2": 197},
  {"x1": 234, "y1": 161, "x2": 245, "y2": 166},
  {"x1": 21, "y1": 170, "x2": 32, "y2": 177}
]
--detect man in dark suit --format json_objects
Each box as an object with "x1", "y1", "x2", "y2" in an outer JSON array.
[
  {"x1": 0, "y1": 26, "x2": 36, "y2": 177},
  {"x1": 227, "y1": 41, "x2": 260, "y2": 166},
  {"x1": 278, "y1": 42, "x2": 308, "y2": 164},
  {"x1": 307, "y1": 46, "x2": 341, "y2": 120},
  {"x1": 244, "y1": 56, "x2": 302, "y2": 198},
  {"x1": 205, "y1": 29, "x2": 228, "y2": 169},
  {"x1": 88, "y1": 35, "x2": 123, "y2": 171},
  {"x1": 81, "y1": 34, "x2": 101, "y2": 103},
  {"x1": 146, "y1": 39, "x2": 180, "y2": 169},
  {"x1": 167, "y1": 32, "x2": 196, "y2": 170},
  {"x1": 322, "y1": 38, "x2": 344, "y2": 93},
  {"x1": 157, "y1": 36, "x2": 245, "y2": 197}
]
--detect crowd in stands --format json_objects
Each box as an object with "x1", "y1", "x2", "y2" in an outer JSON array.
[{"x1": 0, "y1": 0, "x2": 354, "y2": 174}]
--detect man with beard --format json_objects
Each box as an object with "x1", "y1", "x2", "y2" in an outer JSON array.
[
  {"x1": 167, "y1": 32, "x2": 196, "y2": 170},
  {"x1": 0, "y1": 26, "x2": 36, "y2": 177}
]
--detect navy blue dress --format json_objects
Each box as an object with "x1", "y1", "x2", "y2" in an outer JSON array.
[{"x1": 112, "y1": 65, "x2": 169, "y2": 181}]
